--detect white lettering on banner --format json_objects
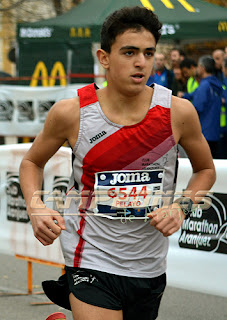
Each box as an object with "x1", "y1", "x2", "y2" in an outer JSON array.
[
  {"x1": 161, "y1": 24, "x2": 179, "y2": 35},
  {"x1": 178, "y1": 193, "x2": 227, "y2": 254},
  {"x1": 20, "y1": 27, "x2": 53, "y2": 38},
  {"x1": 179, "y1": 231, "x2": 211, "y2": 248},
  {"x1": 182, "y1": 218, "x2": 218, "y2": 234}
]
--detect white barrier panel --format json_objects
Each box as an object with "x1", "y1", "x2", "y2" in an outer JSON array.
[
  {"x1": 0, "y1": 84, "x2": 85, "y2": 137},
  {"x1": 0, "y1": 143, "x2": 72, "y2": 264},
  {"x1": 168, "y1": 159, "x2": 227, "y2": 297},
  {"x1": 0, "y1": 144, "x2": 226, "y2": 296}
]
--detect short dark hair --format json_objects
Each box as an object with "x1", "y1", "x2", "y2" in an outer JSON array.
[
  {"x1": 100, "y1": 6, "x2": 162, "y2": 53},
  {"x1": 180, "y1": 58, "x2": 197, "y2": 69},
  {"x1": 198, "y1": 55, "x2": 216, "y2": 74},
  {"x1": 171, "y1": 48, "x2": 186, "y2": 57}
]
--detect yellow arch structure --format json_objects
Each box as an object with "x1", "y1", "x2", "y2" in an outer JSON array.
[
  {"x1": 30, "y1": 61, "x2": 67, "y2": 87},
  {"x1": 49, "y1": 62, "x2": 67, "y2": 87},
  {"x1": 30, "y1": 61, "x2": 49, "y2": 87},
  {"x1": 140, "y1": 0, "x2": 196, "y2": 12}
]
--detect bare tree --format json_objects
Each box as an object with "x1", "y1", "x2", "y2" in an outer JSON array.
[{"x1": 0, "y1": 0, "x2": 27, "y2": 11}]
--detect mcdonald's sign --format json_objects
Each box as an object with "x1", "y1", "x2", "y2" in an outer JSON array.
[
  {"x1": 218, "y1": 21, "x2": 227, "y2": 32},
  {"x1": 30, "y1": 61, "x2": 67, "y2": 87},
  {"x1": 70, "y1": 27, "x2": 91, "y2": 38}
]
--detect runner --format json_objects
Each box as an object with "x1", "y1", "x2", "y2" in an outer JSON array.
[{"x1": 20, "y1": 6, "x2": 216, "y2": 320}]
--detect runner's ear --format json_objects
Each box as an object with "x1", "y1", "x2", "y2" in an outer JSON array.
[{"x1": 96, "y1": 49, "x2": 110, "y2": 70}]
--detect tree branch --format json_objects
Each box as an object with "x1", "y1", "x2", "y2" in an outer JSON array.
[{"x1": 0, "y1": 0, "x2": 27, "y2": 11}]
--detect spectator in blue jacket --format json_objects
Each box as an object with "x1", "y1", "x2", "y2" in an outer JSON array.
[
  {"x1": 189, "y1": 56, "x2": 223, "y2": 158},
  {"x1": 218, "y1": 57, "x2": 227, "y2": 159},
  {"x1": 212, "y1": 49, "x2": 225, "y2": 84},
  {"x1": 152, "y1": 52, "x2": 173, "y2": 89}
]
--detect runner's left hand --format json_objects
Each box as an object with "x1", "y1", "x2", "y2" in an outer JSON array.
[{"x1": 147, "y1": 203, "x2": 185, "y2": 237}]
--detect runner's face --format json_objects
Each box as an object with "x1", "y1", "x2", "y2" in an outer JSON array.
[{"x1": 107, "y1": 28, "x2": 156, "y2": 94}]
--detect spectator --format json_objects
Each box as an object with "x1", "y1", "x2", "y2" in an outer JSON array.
[
  {"x1": 153, "y1": 52, "x2": 173, "y2": 89},
  {"x1": 170, "y1": 48, "x2": 185, "y2": 69},
  {"x1": 218, "y1": 57, "x2": 227, "y2": 159},
  {"x1": 223, "y1": 57, "x2": 227, "y2": 87},
  {"x1": 178, "y1": 58, "x2": 199, "y2": 99},
  {"x1": 212, "y1": 49, "x2": 225, "y2": 83},
  {"x1": 171, "y1": 64, "x2": 187, "y2": 96},
  {"x1": 146, "y1": 66, "x2": 155, "y2": 86},
  {"x1": 224, "y1": 46, "x2": 227, "y2": 58},
  {"x1": 189, "y1": 56, "x2": 223, "y2": 158}
]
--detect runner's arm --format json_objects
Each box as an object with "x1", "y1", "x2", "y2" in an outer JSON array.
[
  {"x1": 19, "y1": 98, "x2": 80, "y2": 245},
  {"x1": 149, "y1": 98, "x2": 216, "y2": 236}
]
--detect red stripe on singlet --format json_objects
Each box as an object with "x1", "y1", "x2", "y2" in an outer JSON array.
[
  {"x1": 81, "y1": 105, "x2": 172, "y2": 190},
  {"x1": 74, "y1": 217, "x2": 86, "y2": 267},
  {"x1": 73, "y1": 190, "x2": 93, "y2": 267}
]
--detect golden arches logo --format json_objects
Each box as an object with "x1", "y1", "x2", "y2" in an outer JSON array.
[
  {"x1": 30, "y1": 61, "x2": 49, "y2": 87},
  {"x1": 140, "y1": 0, "x2": 196, "y2": 12},
  {"x1": 218, "y1": 21, "x2": 227, "y2": 32},
  {"x1": 30, "y1": 61, "x2": 67, "y2": 87},
  {"x1": 49, "y1": 62, "x2": 67, "y2": 86}
]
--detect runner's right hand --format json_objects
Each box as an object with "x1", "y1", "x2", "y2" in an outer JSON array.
[{"x1": 28, "y1": 207, "x2": 66, "y2": 246}]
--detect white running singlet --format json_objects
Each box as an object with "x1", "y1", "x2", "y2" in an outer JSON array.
[{"x1": 60, "y1": 83, "x2": 178, "y2": 278}]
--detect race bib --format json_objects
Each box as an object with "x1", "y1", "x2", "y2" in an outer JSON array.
[{"x1": 94, "y1": 170, "x2": 165, "y2": 219}]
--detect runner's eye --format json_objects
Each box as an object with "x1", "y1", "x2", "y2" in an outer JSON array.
[
  {"x1": 145, "y1": 51, "x2": 154, "y2": 57},
  {"x1": 125, "y1": 51, "x2": 134, "y2": 56}
]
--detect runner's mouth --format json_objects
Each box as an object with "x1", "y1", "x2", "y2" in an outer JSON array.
[{"x1": 132, "y1": 74, "x2": 144, "y2": 78}]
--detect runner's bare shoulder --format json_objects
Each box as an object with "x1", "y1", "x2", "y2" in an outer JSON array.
[
  {"x1": 42, "y1": 96, "x2": 80, "y2": 143},
  {"x1": 47, "y1": 96, "x2": 80, "y2": 127}
]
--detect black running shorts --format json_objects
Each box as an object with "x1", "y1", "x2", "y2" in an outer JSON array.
[{"x1": 65, "y1": 266, "x2": 166, "y2": 320}]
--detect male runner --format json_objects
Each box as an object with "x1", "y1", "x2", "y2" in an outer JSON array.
[{"x1": 20, "y1": 6, "x2": 215, "y2": 320}]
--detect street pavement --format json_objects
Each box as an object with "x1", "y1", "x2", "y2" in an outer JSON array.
[{"x1": 0, "y1": 253, "x2": 226, "y2": 320}]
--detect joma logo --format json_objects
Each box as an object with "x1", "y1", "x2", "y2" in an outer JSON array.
[
  {"x1": 110, "y1": 172, "x2": 151, "y2": 185},
  {"x1": 89, "y1": 131, "x2": 107, "y2": 143}
]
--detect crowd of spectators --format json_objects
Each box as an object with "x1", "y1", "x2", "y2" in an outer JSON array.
[{"x1": 149, "y1": 46, "x2": 227, "y2": 159}]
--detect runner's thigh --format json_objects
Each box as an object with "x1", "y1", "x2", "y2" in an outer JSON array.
[{"x1": 69, "y1": 293, "x2": 123, "y2": 320}]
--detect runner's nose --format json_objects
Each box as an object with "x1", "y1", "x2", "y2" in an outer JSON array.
[{"x1": 135, "y1": 53, "x2": 146, "y2": 68}]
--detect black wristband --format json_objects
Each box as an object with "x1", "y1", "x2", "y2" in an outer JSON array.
[{"x1": 174, "y1": 197, "x2": 194, "y2": 218}]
